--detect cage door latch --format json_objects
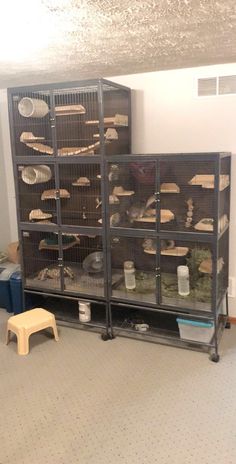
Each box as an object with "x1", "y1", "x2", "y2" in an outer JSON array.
[
  {"x1": 50, "y1": 117, "x2": 55, "y2": 128},
  {"x1": 155, "y1": 266, "x2": 160, "y2": 278},
  {"x1": 154, "y1": 192, "x2": 160, "y2": 203}
]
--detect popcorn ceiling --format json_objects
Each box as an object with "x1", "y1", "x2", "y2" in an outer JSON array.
[{"x1": 2, "y1": 0, "x2": 236, "y2": 87}]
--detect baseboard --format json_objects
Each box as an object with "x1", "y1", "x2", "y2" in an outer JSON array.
[{"x1": 229, "y1": 317, "x2": 236, "y2": 325}]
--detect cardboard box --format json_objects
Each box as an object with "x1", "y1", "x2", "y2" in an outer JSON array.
[{"x1": 7, "y1": 242, "x2": 20, "y2": 264}]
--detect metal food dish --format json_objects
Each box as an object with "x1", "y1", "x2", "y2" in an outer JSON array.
[{"x1": 83, "y1": 251, "x2": 103, "y2": 274}]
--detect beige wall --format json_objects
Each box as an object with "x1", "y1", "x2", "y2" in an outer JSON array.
[
  {"x1": 0, "y1": 89, "x2": 17, "y2": 246},
  {"x1": 0, "y1": 91, "x2": 11, "y2": 251},
  {"x1": 1, "y1": 62, "x2": 236, "y2": 312}
]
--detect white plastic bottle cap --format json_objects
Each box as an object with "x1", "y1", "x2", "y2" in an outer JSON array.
[{"x1": 177, "y1": 265, "x2": 189, "y2": 276}]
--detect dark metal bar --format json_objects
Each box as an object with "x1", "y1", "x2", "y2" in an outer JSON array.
[
  {"x1": 60, "y1": 225, "x2": 103, "y2": 235},
  {"x1": 109, "y1": 153, "x2": 224, "y2": 163},
  {"x1": 101, "y1": 78, "x2": 131, "y2": 92},
  {"x1": 225, "y1": 291, "x2": 229, "y2": 318},
  {"x1": 110, "y1": 227, "x2": 157, "y2": 238},
  {"x1": 112, "y1": 327, "x2": 214, "y2": 349},
  {"x1": 158, "y1": 231, "x2": 215, "y2": 243},
  {"x1": 56, "y1": 319, "x2": 107, "y2": 332},
  {"x1": 98, "y1": 80, "x2": 110, "y2": 336},
  {"x1": 55, "y1": 155, "x2": 101, "y2": 165},
  {"x1": 128, "y1": 89, "x2": 132, "y2": 154},
  {"x1": 24, "y1": 287, "x2": 106, "y2": 301},
  {"x1": 24, "y1": 288, "x2": 105, "y2": 303},
  {"x1": 19, "y1": 223, "x2": 58, "y2": 233},
  {"x1": 109, "y1": 227, "x2": 215, "y2": 243},
  {"x1": 7, "y1": 93, "x2": 27, "y2": 295},
  {"x1": 56, "y1": 317, "x2": 106, "y2": 330},
  {"x1": 8, "y1": 79, "x2": 103, "y2": 94},
  {"x1": 211, "y1": 156, "x2": 220, "y2": 358},
  {"x1": 110, "y1": 300, "x2": 215, "y2": 320},
  {"x1": 156, "y1": 159, "x2": 161, "y2": 306},
  {"x1": 15, "y1": 156, "x2": 55, "y2": 164}
]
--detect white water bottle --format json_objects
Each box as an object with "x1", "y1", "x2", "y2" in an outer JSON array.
[
  {"x1": 124, "y1": 261, "x2": 136, "y2": 290},
  {"x1": 79, "y1": 301, "x2": 91, "y2": 322},
  {"x1": 177, "y1": 265, "x2": 190, "y2": 296}
]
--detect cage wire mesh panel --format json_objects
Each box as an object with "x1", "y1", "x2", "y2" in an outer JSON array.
[
  {"x1": 8, "y1": 79, "x2": 132, "y2": 334},
  {"x1": 107, "y1": 161, "x2": 156, "y2": 230},
  {"x1": 62, "y1": 234, "x2": 104, "y2": 297},
  {"x1": 54, "y1": 86, "x2": 101, "y2": 157},
  {"x1": 111, "y1": 304, "x2": 180, "y2": 338},
  {"x1": 102, "y1": 84, "x2": 130, "y2": 156},
  {"x1": 219, "y1": 156, "x2": 230, "y2": 235},
  {"x1": 217, "y1": 230, "x2": 229, "y2": 305},
  {"x1": 110, "y1": 235, "x2": 156, "y2": 304},
  {"x1": 160, "y1": 238, "x2": 213, "y2": 312},
  {"x1": 21, "y1": 230, "x2": 61, "y2": 291},
  {"x1": 36, "y1": 296, "x2": 107, "y2": 327},
  {"x1": 58, "y1": 163, "x2": 101, "y2": 227},
  {"x1": 160, "y1": 159, "x2": 216, "y2": 233},
  {"x1": 17, "y1": 164, "x2": 57, "y2": 224},
  {"x1": 11, "y1": 90, "x2": 53, "y2": 157}
]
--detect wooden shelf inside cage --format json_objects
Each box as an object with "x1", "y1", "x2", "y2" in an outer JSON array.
[
  {"x1": 134, "y1": 209, "x2": 174, "y2": 224},
  {"x1": 55, "y1": 104, "x2": 86, "y2": 116},
  {"x1": 161, "y1": 247, "x2": 189, "y2": 256},
  {"x1": 24, "y1": 142, "x2": 99, "y2": 156},
  {"x1": 39, "y1": 237, "x2": 80, "y2": 251},
  {"x1": 144, "y1": 247, "x2": 189, "y2": 256},
  {"x1": 85, "y1": 114, "x2": 128, "y2": 127},
  {"x1": 160, "y1": 183, "x2": 180, "y2": 193}
]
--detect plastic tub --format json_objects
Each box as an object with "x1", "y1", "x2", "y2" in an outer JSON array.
[
  {"x1": 177, "y1": 318, "x2": 214, "y2": 343},
  {"x1": 10, "y1": 271, "x2": 24, "y2": 314},
  {"x1": 0, "y1": 262, "x2": 20, "y2": 312},
  {"x1": 10, "y1": 271, "x2": 38, "y2": 314}
]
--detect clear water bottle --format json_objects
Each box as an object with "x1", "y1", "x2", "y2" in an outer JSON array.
[
  {"x1": 177, "y1": 265, "x2": 190, "y2": 296},
  {"x1": 124, "y1": 261, "x2": 136, "y2": 290}
]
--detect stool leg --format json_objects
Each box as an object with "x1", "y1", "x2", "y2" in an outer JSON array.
[
  {"x1": 6, "y1": 329, "x2": 11, "y2": 345},
  {"x1": 51, "y1": 320, "x2": 59, "y2": 341},
  {"x1": 17, "y1": 330, "x2": 29, "y2": 355}
]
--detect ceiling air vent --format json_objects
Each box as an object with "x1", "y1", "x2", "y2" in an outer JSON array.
[
  {"x1": 219, "y1": 75, "x2": 236, "y2": 95},
  {"x1": 198, "y1": 77, "x2": 217, "y2": 96}
]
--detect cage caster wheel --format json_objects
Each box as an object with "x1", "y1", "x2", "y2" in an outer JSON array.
[
  {"x1": 101, "y1": 333, "x2": 110, "y2": 341},
  {"x1": 109, "y1": 332, "x2": 115, "y2": 340},
  {"x1": 225, "y1": 321, "x2": 231, "y2": 329},
  {"x1": 210, "y1": 353, "x2": 220, "y2": 363}
]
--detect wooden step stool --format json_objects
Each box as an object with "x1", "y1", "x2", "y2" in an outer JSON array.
[{"x1": 6, "y1": 308, "x2": 59, "y2": 355}]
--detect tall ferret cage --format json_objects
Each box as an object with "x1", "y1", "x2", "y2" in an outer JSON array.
[{"x1": 8, "y1": 79, "x2": 131, "y2": 335}]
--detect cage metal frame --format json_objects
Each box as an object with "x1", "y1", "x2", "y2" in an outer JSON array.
[
  {"x1": 105, "y1": 152, "x2": 231, "y2": 362},
  {"x1": 8, "y1": 78, "x2": 132, "y2": 338},
  {"x1": 8, "y1": 79, "x2": 231, "y2": 360}
]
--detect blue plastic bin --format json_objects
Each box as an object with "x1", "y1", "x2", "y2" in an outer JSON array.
[
  {"x1": 0, "y1": 262, "x2": 20, "y2": 312},
  {"x1": 10, "y1": 271, "x2": 42, "y2": 314},
  {"x1": 10, "y1": 270, "x2": 24, "y2": 314}
]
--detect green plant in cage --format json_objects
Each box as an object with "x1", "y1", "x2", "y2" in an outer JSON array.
[
  {"x1": 186, "y1": 247, "x2": 212, "y2": 288},
  {"x1": 194, "y1": 275, "x2": 212, "y2": 302}
]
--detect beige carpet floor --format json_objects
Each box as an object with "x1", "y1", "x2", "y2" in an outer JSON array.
[{"x1": 0, "y1": 308, "x2": 236, "y2": 464}]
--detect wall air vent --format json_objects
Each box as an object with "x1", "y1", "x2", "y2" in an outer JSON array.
[
  {"x1": 198, "y1": 75, "x2": 236, "y2": 97},
  {"x1": 198, "y1": 77, "x2": 217, "y2": 96},
  {"x1": 219, "y1": 75, "x2": 236, "y2": 95}
]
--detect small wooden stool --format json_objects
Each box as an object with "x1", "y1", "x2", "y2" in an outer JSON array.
[{"x1": 6, "y1": 308, "x2": 59, "y2": 355}]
